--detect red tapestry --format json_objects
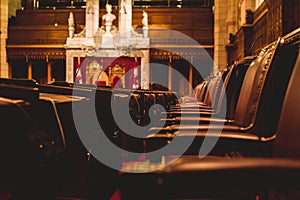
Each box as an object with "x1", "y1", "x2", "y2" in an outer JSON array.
[{"x1": 73, "y1": 56, "x2": 141, "y2": 88}]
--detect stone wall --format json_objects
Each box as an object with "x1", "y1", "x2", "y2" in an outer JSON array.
[{"x1": 0, "y1": 0, "x2": 9, "y2": 77}]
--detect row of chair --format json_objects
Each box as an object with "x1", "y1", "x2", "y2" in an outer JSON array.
[
  {"x1": 0, "y1": 73, "x2": 179, "y2": 199},
  {"x1": 165, "y1": 55, "x2": 255, "y2": 123},
  {"x1": 143, "y1": 27, "x2": 300, "y2": 160},
  {"x1": 117, "y1": 27, "x2": 300, "y2": 199}
]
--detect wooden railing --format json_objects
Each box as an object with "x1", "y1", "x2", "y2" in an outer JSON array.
[
  {"x1": 227, "y1": 0, "x2": 283, "y2": 62},
  {"x1": 34, "y1": 0, "x2": 214, "y2": 9}
]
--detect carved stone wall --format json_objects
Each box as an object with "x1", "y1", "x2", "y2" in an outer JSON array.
[
  {"x1": 0, "y1": 0, "x2": 9, "y2": 77},
  {"x1": 214, "y1": 0, "x2": 228, "y2": 70}
]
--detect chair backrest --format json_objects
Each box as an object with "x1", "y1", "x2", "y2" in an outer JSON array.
[
  {"x1": 201, "y1": 72, "x2": 223, "y2": 108},
  {"x1": 209, "y1": 60, "x2": 250, "y2": 117},
  {"x1": 0, "y1": 84, "x2": 39, "y2": 102},
  {"x1": 252, "y1": 29, "x2": 300, "y2": 137},
  {"x1": 272, "y1": 40, "x2": 300, "y2": 159},
  {"x1": 197, "y1": 77, "x2": 214, "y2": 106},
  {"x1": 211, "y1": 67, "x2": 232, "y2": 107},
  {"x1": 208, "y1": 66, "x2": 233, "y2": 111},
  {"x1": 194, "y1": 80, "x2": 207, "y2": 102},
  {"x1": 225, "y1": 56, "x2": 255, "y2": 119},
  {"x1": 233, "y1": 39, "x2": 281, "y2": 129},
  {"x1": 234, "y1": 28, "x2": 300, "y2": 138},
  {"x1": 193, "y1": 57, "x2": 253, "y2": 120},
  {"x1": 0, "y1": 77, "x2": 38, "y2": 87}
]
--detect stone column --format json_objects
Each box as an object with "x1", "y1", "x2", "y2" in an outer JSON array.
[
  {"x1": 0, "y1": 0, "x2": 9, "y2": 78},
  {"x1": 65, "y1": 50, "x2": 73, "y2": 82},
  {"x1": 119, "y1": 0, "x2": 132, "y2": 39},
  {"x1": 65, "y1": 50, "x2": 85, "y2": 83},
  {"x1": 8, "y1": 61, "x2": 12, "y2": 78},
  {"x1": 226, "y1": 0, "x2": 237, "y2": 39},
  {"x1": 86, "y1": 0, "x2": 99, "y2": 40},
  {"x1": 93, "y1": 0, "x2": 99, "y2": 34},
  {"x1": 168, "y1": 56, "x2": 172, "y2": 90},
  {"x1": 46, "y1": 56, "x2": 52, "y2": 82},
  {"x1": 140, "y1": 49, "x2": 150, "y2": 89},
  {"x1": 27, "y1": 61, "x2": 32, "y2": 79},
  {"x1": 214, "y1": 0, "x2": 229, "y2": 71},
  {"x1": 188, "y1": 57, "x2": 193, "y2": 96}
]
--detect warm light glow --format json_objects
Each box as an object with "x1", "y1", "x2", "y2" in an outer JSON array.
[{"x1": 256, "y1": 0, "x2": 264, "y2": 9}]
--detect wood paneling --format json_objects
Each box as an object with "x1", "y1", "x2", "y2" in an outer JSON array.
[
  {"x1": 9, "y1": 7, "x2": 213, "y2": 45},
  {"x1": 227, "y1": 0, "x2": 288, "y2": 62},
  {"x1": 8, "y1": 25, "x2": 69, "y2": 43},
  {"x1": 282, "y1": 0, "x2": 300, "y2": 35}
]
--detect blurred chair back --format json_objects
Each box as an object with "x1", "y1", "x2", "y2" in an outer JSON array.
[{"x1": 272, "y1": 44, "x2": 300, "y2": 158}]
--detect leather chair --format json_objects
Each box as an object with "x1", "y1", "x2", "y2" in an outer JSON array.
[
  {"x1": 165, "y1": 56, "x2": 254, "y2": 120},
  {"x1": 145, "y1": 28, "x2": 300, "y2": 157},
  {"x1": 148, "y1": 41, "x2": 275, "y2": 135},
  {"x1": 149, "y1": 56, "x2": 254, "y2": 138},
  {"x1": 0, "y1": 84, "x2": 82, "y2": 200},
  {"x1": 194, "y1": 79, "x2": 208, "y2": 102},
  {"x1": 118, "y1": 30, "x2": 300, "y2": 200},
  {"x1": 271, "y1": 45, "x2": 300, "y2": 159},
  {"x1": 170, "y1": 69, "x2": 227, "y2": 110},
  {"x1": 151, "y1": 37, "x2": 282, "y2": 133}
]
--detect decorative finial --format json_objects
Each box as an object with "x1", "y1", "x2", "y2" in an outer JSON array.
[{"x1": 68, "y1": 12, "x2": 75, "y2": 38}]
